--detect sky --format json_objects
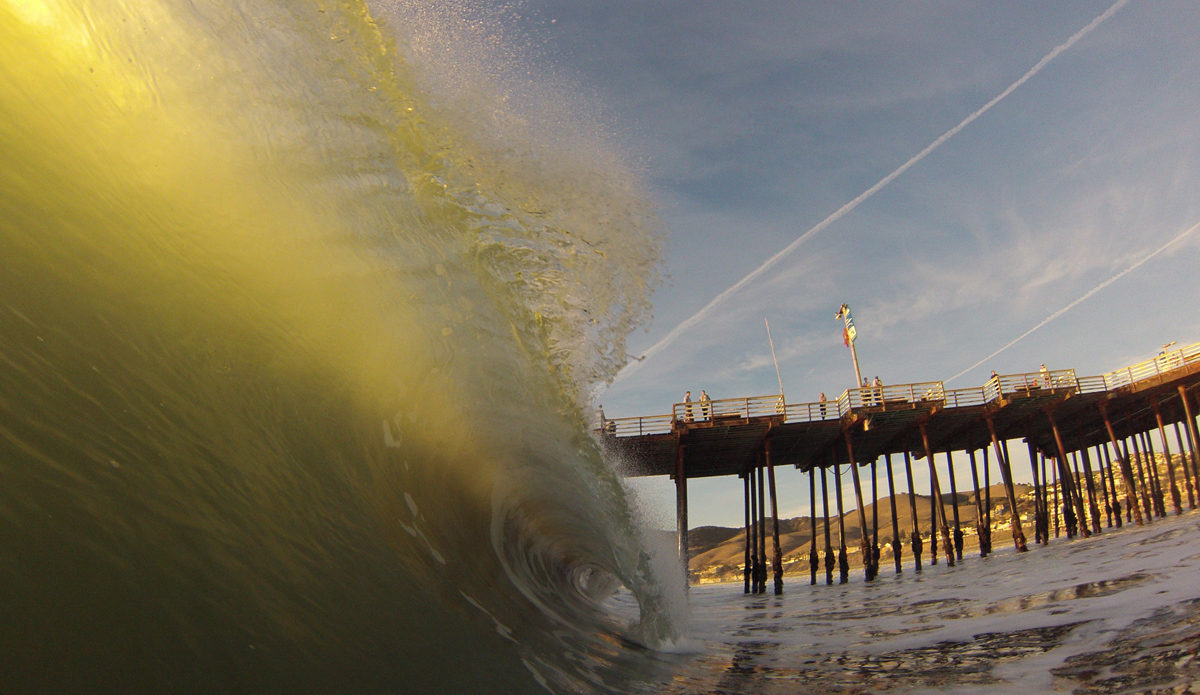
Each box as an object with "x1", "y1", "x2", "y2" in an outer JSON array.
[{"x1": 397, "y1": 1, "x2": 1200, "y2": 529}]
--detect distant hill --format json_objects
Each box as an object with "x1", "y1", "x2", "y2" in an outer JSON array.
[{"x1": 680, "y1": 483, "x2": 1033, "y2": 583}]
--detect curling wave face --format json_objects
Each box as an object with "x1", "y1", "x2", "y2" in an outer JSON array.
[{"x1": 0, "y1": 1, "x2": 675, "y2": 692}]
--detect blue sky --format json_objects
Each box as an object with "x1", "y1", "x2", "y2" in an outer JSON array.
[{"x1": 396, "y1": 1, "x2": 1200, "y2": 528}]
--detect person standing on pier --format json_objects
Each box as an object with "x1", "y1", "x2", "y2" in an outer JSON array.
[
  {"x1": 872, "y1": 376, "x2": 882, "y2": 406},
  {"x1": 819, "y1": 393, "x2": 827, "y2": 418},
  {"x1": 1040, "y1": 363, "x2": 1050, "y2": 388},
  {"x1": 683, "y1": 391, "x2": 693, "y2": 422},
  {"x1": 699, "y1": 390, "x2": 711, "y2": 420}
]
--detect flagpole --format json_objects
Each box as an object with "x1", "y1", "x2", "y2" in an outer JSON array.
[
  {"x1": 849, "y1": 337, "x2": 863, "y2": 386},
  {"x1": 836, "y1": 304, "x2": 864, "y2": 387},
  {"x1": 765, "y1": 319, "x2": 785, "y2": 399}
]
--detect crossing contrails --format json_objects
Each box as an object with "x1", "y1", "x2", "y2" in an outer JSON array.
[{"x1": 613, "y1": 0, "x2": 1130, "y2": 385}]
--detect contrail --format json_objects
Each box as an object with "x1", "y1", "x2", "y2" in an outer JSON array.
[
  {"x1": 945, "y1": 219, "x2": 1200, "y2": 384},
  {"x1": 612, "y1": 0, "x2": 1130, "y2": 385}
]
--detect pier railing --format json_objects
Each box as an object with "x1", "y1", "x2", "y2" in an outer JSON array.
[
  {"x1": 597, "y1": 413, "x2": 673, "y2": 436},
  {"x1": 994, "y1": 369, "x2": 1077, "y2": 396},
  {"x1": 672, "y1": 394, "x2": 785, "y2": 423},
  {"x1": 1076, "y1": 375, "x2": 1108, "y2": 394},
  {"x1": 943, "y1": 386, "x2": 989, "y2": 408},
  {"x1": 838, "y1": 381, "x2": 945, "y2": 411},
  {"x1": 594, "y1": 341, "x2": 1200, "y2": 438},
  {"x1": 785, "y1": 400, "x2": 841, "y2": 422},
  {"x1": 1100, "y1": 342, "x2": 1200, "y2": 389}
]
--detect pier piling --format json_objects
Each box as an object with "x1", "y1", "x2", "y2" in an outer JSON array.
[
  {"x1": 1094, "y1": 444, "x2": 1114, "y2": 528},
  {"x1": 871, "y1": 458, "x2": 881, "y2": 577},
  {"x1": 1027, "y1": 442, "x2": 1044, "y2": 545},
  {"x1": 1100, "y1": 402, "x2": 1141, "y2": 526},
  {"x1": 766, "y1": 441, "x2": 783, "y2": 595},
  {"x1": 833, "y1": 455, "x2": 849, "y2": 584},
  {"x1": 983, "y1": 446, "x2": 993, "y2": 553},
  {"x1": 1047, "y1": 410, "x2": 1086, "y2": 538},
  {"x1": 1180, "y1": 385, "x2": 1200, "y2": 485},
  {"x1": 1069, "y1": 451, "x2": 1085, "y2": 525},
  {"x1": 1101, "y1": 443, "x2": 1122, "y2": 527},
  {"x1": 1052, "y1": 459, "x2": 1061, "y2": 538},
  {"x1": 1152, "y1": 401, "x2": 1183, "y2": 516},
  {"x1": 919, "y1": 423, "x2": 954, "y2": 567},
  {"x1": 1128, "y1": 436, "x2": 1153, "y2": 523},
  {"x1": 676, "y1": 440, "x2": 689, "y2": 576},
  {"x1": 809, "y1": 470, "x2": 818, "y2": 586},
  {"x1": 1080, "y1": 446, "x2": 1103, "y2": 535},
  {"x1": 743, "y1": 471, "x2": 751, "y2": 594},
  {"x1": 903, "y1": 450, "x2": 922, "y2": 572},
  {"x1": 756, "y1": 459, "x2": 767, "y2": 593},
  {"x1": 821, "y1": 465, "x2": 834, "y2": 586},
  {"x1": 844, "y1": 432, "x2": 874, "y2": 581},
  {"x1": 1138, "y1": 431, "x2": 1164, "y2": 518},
  {"x1": 968, "y1": 449, "x2": 987, "y2": 557},
  {"x1": 747, "y1": 465, "x2": 758, "y2": 589},
  {"x1": 885, "y1": 453, "x2": 902, "y2": 573},
  {"x1": 946, "y1": 451, "x2": 963, "y2": 562},
  {"x1": 1173, "y1": 421, "x2": 1195, "y2": 509},
  {"x1": 986, "y1": 416, "x2": 1027, "y2": 551},
  {"x1": 1040, "y1": 453, "x2": 1051, "y2": 542}
]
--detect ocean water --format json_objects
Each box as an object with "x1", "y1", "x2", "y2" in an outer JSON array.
[
  {"x1": 0, "y1": 2, "x2": 680, "y2": 693},
  {"x1": 612, "y1": 511, "x2": 1200, "y2": 694}
]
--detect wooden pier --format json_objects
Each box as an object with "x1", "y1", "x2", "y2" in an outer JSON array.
[{"x1": 595, "y1": 342, "x2": 1200, "y2": 594}]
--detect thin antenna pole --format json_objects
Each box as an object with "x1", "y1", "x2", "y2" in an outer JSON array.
[{"x1": 765, "y1": 319, "x2": 785, "y2": 398}]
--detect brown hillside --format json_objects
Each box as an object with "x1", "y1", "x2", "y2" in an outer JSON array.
[{"x1": 688, "y1": 484, "x2": 1032, "y2": 577}]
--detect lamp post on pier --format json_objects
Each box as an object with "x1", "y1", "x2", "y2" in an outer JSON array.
[{"x1": 835, "y1": 303, "x2": 864, "y2": 387}]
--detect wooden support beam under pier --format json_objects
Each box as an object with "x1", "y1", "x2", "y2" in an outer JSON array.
[
  {"x1": 903, "y1": 449, "x2": 922, "y2": 572},
  {"x1": 1080, "y1": 445, "x2": 1103, "y2": 535},
  {"x1": 1027, "y1": 441, "x2": 1044, "y2": 545},
  {"x1": 1153, "y1": 401, "x2": 1183, "y2": 516},
  {"x1": 808, "y1": 470, "x2": 818, "y2": 586},
  {"x1": 1047, "y1": 409, "x2": 1086, "y2": 539},
  {"x1": 821, "y1": 465, "x2": 833, "y2": 585},
  {"x1": 1173, "y1": 421, "x2": 1195, "y2": 509},
  {"x1": 885, "y1": 453, "x2": 902, "y2": 574},
  {"x1": 945, "y1": 451, "x2": 963, "y2": 562},
  {"x1": 766, "y1": 439, "x2": 783, "y2": 595},
  {"x1": 844, "y1": 430, "x2": 874, "y2": 581},
  {"x1": 743, "y1": 471, "x2": 751, "y2": 594},
  {"x1": 674, "y1": 434, "x2": 688, "y2": 580},
  {"x1": 968, "y1": 449, "x2": 987, "y2": 557}
]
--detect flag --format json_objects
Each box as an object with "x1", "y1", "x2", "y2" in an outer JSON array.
[{"x1": 843, "y1": 328, "x2": 850, "y2": 347}]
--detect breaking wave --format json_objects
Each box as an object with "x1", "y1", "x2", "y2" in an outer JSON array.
[{"x1": 0, "y1": 1, "x2": 677, "y2": 692}]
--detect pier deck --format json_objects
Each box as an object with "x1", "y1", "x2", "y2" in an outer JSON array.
[{"x1": 598, "y1": 346, "x2": 1200, "y2": 477}]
